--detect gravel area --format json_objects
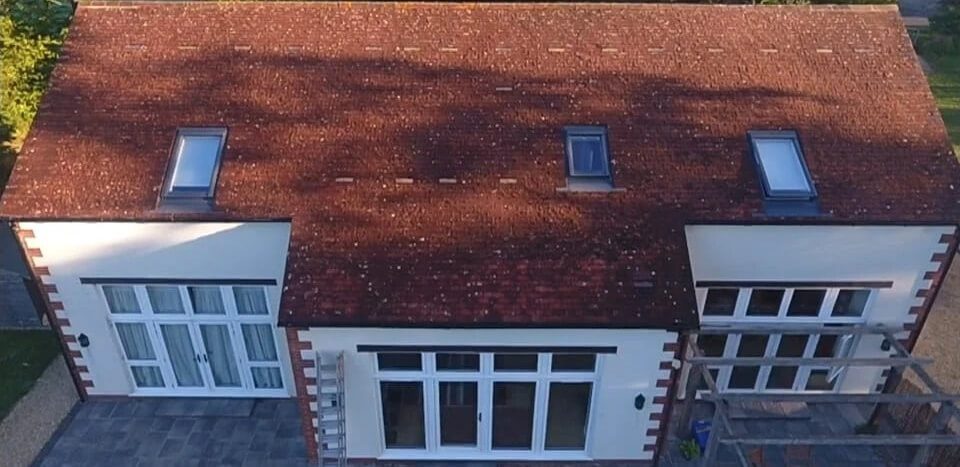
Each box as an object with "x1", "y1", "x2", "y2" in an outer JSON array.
[
  {"x1": 0, "y1": 357, "x2": 77, "y2": 467},
  {"x1": 911, "y1": 254, "x2": 960, "y2": 392}
]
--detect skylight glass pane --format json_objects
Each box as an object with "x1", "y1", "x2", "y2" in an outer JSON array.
[
  {"x1": 171, "y1": 135, "x2": 221, "y2": 190},
  {"x1": 754, "y1": 138, "x2": 811, "y2": 193},
  {"x1": 568, "y1": 135, "x2": 608, "y2": 176}
]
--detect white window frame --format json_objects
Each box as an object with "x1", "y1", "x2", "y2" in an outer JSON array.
[
  {"x1": 101, "y1": 284, "x2": 286, "y2": 397},
  {"x1": 373, "y1": 352, "x2": 601, "y2": 461},
  {"x1": 698, "y1": 286, "x2": 875, "y2": 393}
]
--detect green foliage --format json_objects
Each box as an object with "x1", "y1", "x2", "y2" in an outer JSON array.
[
  {"x1": 931, "y1": 5, "x2": 960, "y2": 51},
  {"x1": 0, "y1": 0, "x2": 72, "y2": 190},
  {"x1": 680, "y1": 439, "x2": 702, "y2": 460}
]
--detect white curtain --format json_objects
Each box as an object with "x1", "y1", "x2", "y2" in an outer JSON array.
[
  {"x1": 233, "y1": 287, "x2": 268, "y2": 315},
  {"x1": 241, "y1": 324, "x2": 277, "y2": 361},
  {"x1": 189, "y1": 287, "x2": 225, "y2": 315},
  {"x1": 130, "y1": 366, "x2": 164, "y2": 388},
  {"x1": 104, "y1": 286, "x2": 140, "y2": 314},
  {"x1": 115, "y1": 323, "x2": 155, "y2": 360},
  {"x1": 200, "y1": 324, "x2": 241, "y2": 387},
  {"x1": 251, "y1": 367, "x2": 283, "y2": 389},
  {"x1": 147, "y1": 286, "x2": 185, "y2": 314},
  {"x1": 160, "y1": 324, "x2": 203, "y2": 387}
]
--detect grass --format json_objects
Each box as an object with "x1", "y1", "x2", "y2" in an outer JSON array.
[
  {"x1": 924, "y1": 52, "x2": 960, "y2": 157},
  {"x1": 0, "y1": 329, "x2": 60, "y2": 421}
]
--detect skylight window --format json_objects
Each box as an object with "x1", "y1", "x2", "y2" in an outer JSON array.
[
  {"x1": 563, "y1": 126, "x2": 613, "y2": 191},
  {"x1": 162, "y1": 128, "x2": 226, "y2": 202},
  {"x1": 748, "y1": 131, "x2": 816, "y2": 200}
]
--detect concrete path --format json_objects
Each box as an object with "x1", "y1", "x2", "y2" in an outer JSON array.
[{"x1": 0, "y1": 357, "x2": 78, "y2": 467}]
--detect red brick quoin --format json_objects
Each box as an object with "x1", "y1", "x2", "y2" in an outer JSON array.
[
  {"x1": 12, "y1": 224, "x2": 91, "y2": 396},
  {"x1": 286, "y1": 327, "x2": 319, "y2": 463}
]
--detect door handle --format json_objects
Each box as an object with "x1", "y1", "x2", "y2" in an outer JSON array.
[
  {"x1": 478, "y1": 412, "x2": 482, "y2": 422},
  {"x1": 203, "y1": 354, "x2": 208, "y2": 363},
  {"x1": 196, "y1": 354, "x2": 201, "y2": 363}
]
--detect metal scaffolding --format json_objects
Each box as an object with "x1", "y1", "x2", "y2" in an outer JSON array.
[{"x1": 677, "y1": 324, "x2": 960, "y2": 467}]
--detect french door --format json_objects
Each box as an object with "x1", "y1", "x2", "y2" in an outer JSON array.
[
  {"x1": 377, "y1": 352, "x2": 598, "y2": 459},
  {"x1": 104, "y1": 284, "x2": 286, "y2": 397}
]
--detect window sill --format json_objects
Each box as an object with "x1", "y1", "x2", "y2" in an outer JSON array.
[{"x1": 556, "y1": 186, "x2": 626, "y2": 193}]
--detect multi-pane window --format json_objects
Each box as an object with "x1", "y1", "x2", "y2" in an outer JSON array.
[
  {"x1": 102, "y1": 284, "x2": 283, "y2": 393},
  {"x1": 375, "y1": 351, "x2": 598, "y2": 454},
  {"x1": 698, "y1": 286, "x2": 872, "y2": 393},
  {"x1": 700, "y1": 287, "x2": 873, "y2": 322}
]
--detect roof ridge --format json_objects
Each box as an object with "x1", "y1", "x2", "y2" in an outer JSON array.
[{"x1": 77, "y1": 1, "x2": 900, "y2": 13}]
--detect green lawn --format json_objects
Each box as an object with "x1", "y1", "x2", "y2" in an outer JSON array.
[
  {"x1": 0, "y1": 330, "x2": 60, "y2": 421},
  {"x1": 926, "y1": 53, "x2": 960, "y2": 157}
]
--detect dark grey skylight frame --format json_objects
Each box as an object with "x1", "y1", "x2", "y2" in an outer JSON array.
[
  {"x1": 748, "y1": 130, "x2": 817, "y2": 201},
  {"x1": 563, "y1": 126, "x2": 613, "y2": 191},
  {"x1": 160, "y1": 127, "x2": 227, "y2": 207}
]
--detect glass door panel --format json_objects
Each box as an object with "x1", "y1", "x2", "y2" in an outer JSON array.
[
  {"x1": 198, "y1": 324, "x2": 242, "y2": 388},
  {"x1": 492, "y1": 382, "x2": 535, "y2": 450},
  {"x1": 159, "y1": 323, "x2": 204, "y2": 388},
  {"x1": 545, "y1": 382, "x2": 592, "y2": 450},
  {"x1": 439, "y1": 381, "x2": 478, "y2": 447},
  {"x1": 380, "y1": 381, "x2": 426, "y2": 449},
  {"x1": 729, "y1": 334, "x2": 769, "y2": 390},
  {"x1": 766, "y1": 334, "x2": 808, "y2": 390},
  {"x1": 114, "y1": 322, "x2": 164, "y2": 388}
]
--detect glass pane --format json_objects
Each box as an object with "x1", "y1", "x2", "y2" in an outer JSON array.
[
  {"x1": 703, "y1": 289, "x2": 738, "y2": 316},
  {"x1": 188, "y1": 287, "x2": 226, "y2": 315},
  {"x1": 103, "y1": 286, "x2": 141, "y2": 314},
  {"x1": 494, "y1": 354, "x2": 538, "y2": 372},
  {"x1": 380, "y1": 382, "x2": 425, "y2": 448},
  {"x1": 242, "y1": 324, "x2": 278, "y2": 362},
  {"x1": 131, "y1": 366, "x2": 164, "y2": 388},
  {"x1": 805, "y1": 369, "x2": 836, "y2": 390},
  {"x1": 439, "y1": 382, "x2": 478, "y2": 446},
  {"x1": 814, "y1": 335, "x2": 839, "y2": 358},
  {"x1": 755, "y1": 138, "x2": 811, "y2": 192},
  {"x1": 551, "y1": 354, "x2": 596, "y2": 372},
  {"x1": 251, "y1": 367, "x2": 283, "y2": 389},
  {"x1": 697, "y1": 368, "x2": 721, "y2": 390},
  {"x1": 492, "y1": 382, "x2": 535, "y2": 450},
  {"x1": 171, "y1": 135, "x2": 221, "y2": 189},
  {"x1": 545, "y1": 383, "x2": 592, "y2": 450},
  {"x1": 147, "y1": 286, "x2": 185, "y2": 314},
  {"x1": 729, "y1": 334, "x2": 768, "y2": 390},
  {"x1": 233, "y1": 287, "x2": 269, "y2": 315},
  {"x1": 115, "y1": 323, "x2": 156, "y2": 360},
  {"x1": 787, "y1": 290, "x2": 825, "y2": 317},
  {"x1": 377, "y1": 353, "x2": 422, "y2": 371},
  {"x1": 746, "y1": 289, "x2": 784, "y2": 316},
  {"x1": 159, "y1": 324, "x2": 203, "y2": 387},
  {"x1": 199, "y1": 324, "x2": 241, "y2": 387},
  {"x1": 436, "y1": 353, "x2": 479, "y2": 372},
  {"x1": 568, "y1": 135, "x2": 608, "y2": 176},
  {"x1": 698, "y1": 334, "x2": 727, "y2": 357},
  {"x1": 832, "y1": 290, "x2": 870, "y2": 317},
  {"x1": 766, "y1": 335, "x2": 808, "y2": 390}
]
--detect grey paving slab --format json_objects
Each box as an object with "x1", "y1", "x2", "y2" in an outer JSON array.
[{"x1": 34, "y1": 398, "x2": 308, "y2": 467}]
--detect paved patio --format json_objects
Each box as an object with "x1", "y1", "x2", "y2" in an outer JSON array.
[
  {"x1": 34, "y1": 398, "x2": 309, "y2": 467},
  {"x1": 660, "y1": 401, "x2": 902, "y2": 466}
]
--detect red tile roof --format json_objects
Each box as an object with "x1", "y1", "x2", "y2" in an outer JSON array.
[{"x1": 2, "y1": 2, "x2": 958, "y2": 329}]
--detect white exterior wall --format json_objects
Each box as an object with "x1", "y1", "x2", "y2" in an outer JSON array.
[
  {"x1": 19, "y1": 221, "x2": 293, "y2": 396},
  {"x1": 299, "y1": 327, "x2": 677, "y2": 461},
  {"x1": 685, "y1": 224, "x2": 955, "y2": 393}
]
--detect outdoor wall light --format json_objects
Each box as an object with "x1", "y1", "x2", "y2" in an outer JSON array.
[
  {"x1": 78, "y1": 333, "x2": 90, "y2": 348},
  {"x1": 881, "y1": 340, "x2": 891, "y2": 351},
  {"x1": 634, "y1": 394, "x2": 646, "y2": 411}
]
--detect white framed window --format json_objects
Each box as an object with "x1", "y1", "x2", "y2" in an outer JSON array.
[
  {"x1": 697, "y1": 286, "x2": 874, "y2": 393},
  {"x1": 373, "y1": 351, "x2": 600, "y2": 459},
  {"x1": 101, "y1": 284, "x2": 284, "y2": 396}
]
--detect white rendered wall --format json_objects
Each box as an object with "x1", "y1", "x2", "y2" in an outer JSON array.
[
  {"x1": 300, "y1": 327, "x2": 676, "y2": 461},
  {"x1": 19, "y1": 221, "x2": 293, "y2": 396},
  {"x1": 685, "y1": 224, "x2": 955, "y2": 393}
]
